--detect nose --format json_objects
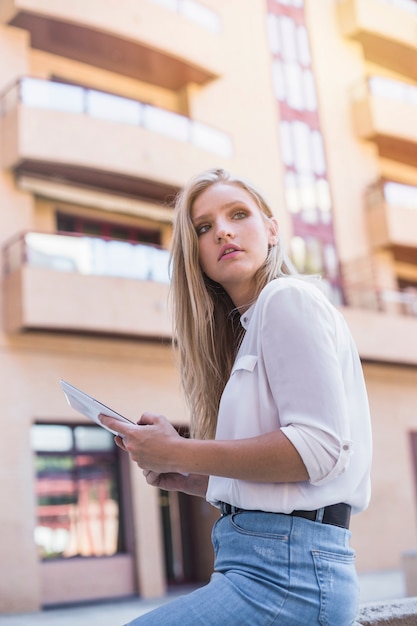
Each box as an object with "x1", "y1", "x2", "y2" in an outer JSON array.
[{"x1": 215, "y1": 219, "x2": 234, "y2": 242}]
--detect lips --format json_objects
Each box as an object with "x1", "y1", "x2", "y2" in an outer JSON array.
[{"x1": 218, "y1": 243, "x2": 242, "y2": 260}]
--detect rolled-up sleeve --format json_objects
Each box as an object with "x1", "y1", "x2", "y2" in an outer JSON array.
[{"x1": 260, "y1": 283, "x2": 353, "y2": 485}]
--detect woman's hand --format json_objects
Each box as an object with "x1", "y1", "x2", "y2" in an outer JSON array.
[
  {"x1": 143, "y1": 470, "x2": 209, "y2": 497},
  {"x1": 100, "y1": 412, "x2": 186, "y2": 474}
]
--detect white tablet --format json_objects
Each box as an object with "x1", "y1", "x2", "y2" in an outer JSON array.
[{"x1": 60, "y1": 379, "x2": 135, "y2": 436}]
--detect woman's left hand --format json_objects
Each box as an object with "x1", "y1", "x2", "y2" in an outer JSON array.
[{"x1": 100, "y1": 412, "x2": 183, "y2": 473}]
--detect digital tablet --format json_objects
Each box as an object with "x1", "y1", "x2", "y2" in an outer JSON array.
[{"x1": 60, "y1": 379, "x2": 135, "y2": 436}]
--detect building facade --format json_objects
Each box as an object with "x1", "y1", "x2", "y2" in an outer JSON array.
[{"x1": 0, "y1": 0, "x2": 416, "y2": 614}]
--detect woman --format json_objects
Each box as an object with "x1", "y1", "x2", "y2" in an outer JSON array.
[{"x1": 101, "y1": 168, "x2": 372, "y2": 625}]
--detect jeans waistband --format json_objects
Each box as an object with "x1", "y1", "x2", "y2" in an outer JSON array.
[{"x1": 219, "y1": 502, "x2": 351, "y2": 529}]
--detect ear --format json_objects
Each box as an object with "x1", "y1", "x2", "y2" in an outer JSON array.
[{"x1": 267, "y1": 217, "x2": 279, "y2": 246}]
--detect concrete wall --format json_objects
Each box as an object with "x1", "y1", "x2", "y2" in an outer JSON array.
[{"x1": 357, "y1": 598, "x2": 417, "y2": 625}]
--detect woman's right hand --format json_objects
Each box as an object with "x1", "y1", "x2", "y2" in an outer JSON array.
[{"x1": 142, "y1": 470, "x2": 209, "y2": 498}]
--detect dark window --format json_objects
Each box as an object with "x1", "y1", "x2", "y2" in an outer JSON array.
[{"x1": 57, "y1": 212, "x2": 161, "y2": 246}]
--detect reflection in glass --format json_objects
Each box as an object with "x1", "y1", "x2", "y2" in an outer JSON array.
[
  {"x1": 285, "y1": 171, "x2": 300, "y2": 214},
  {"x1": 316, "y1": 178, "x2": 332, "y2": 213},
  {"x1": 279, "y1": 121, "x2": 294, "y2": 167},
  {"x1": 290, "y1": 236, "x2": 306, "y2": 272},
  {"x1": 31, "y1": 424, "x2": 122, "y2": 560},
  {"x1": 266, "y1": 14, "x2": 281, "y2": 55}
]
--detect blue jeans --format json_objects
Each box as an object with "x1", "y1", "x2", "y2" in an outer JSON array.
[{"x1": 126, "y1": 511, "x2": 359, "y2": 625}]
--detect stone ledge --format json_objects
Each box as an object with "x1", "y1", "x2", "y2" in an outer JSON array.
[{"x1": 357, "y1": 597, "x2": 417, "y2": 625}]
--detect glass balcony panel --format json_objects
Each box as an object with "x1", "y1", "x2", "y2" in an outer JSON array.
[
  {"x1": 180, "y1": 0, "x2": 221, "y2": 33},
  {"x1": 86, "y1": 90, "x2": 142, "y2": 125},
  {"x1": 384, "y1": 182, "x2": 417, "y2": 209},
  {"x1": 143, "y1": 105, "x2": 190, "y2": 141},
  {"x1": 148, "y1": 247, "x2": 170, "y2": 283},
  {"x1": 380, "y1": 0, "x2": 417, "y2": 15},
  {"x1": 191, "y1": 122, "x2": 233, "y2": 158},
  {"x1": 148, "y1": 0, "x2": 221, "y2": 32},
  {"x1": 150, "y1": 0, "x2": 177, "y2": 8},
  {"x1": 21, "y1": 78, "x2": 84, "y2": 113},
  {"x1": 25, "y1": 233, "x2": 90, "y2": 273},
  {"x1": 368, "y1": 76, "x2": 410, "y2": 101}
]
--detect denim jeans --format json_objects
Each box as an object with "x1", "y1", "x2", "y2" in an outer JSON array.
[{"x1": 126, "y1": 511, "x2": 359, "y2": 625}]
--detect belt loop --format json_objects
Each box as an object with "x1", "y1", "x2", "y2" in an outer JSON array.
[{"x1": 315, "y1": 507, "x2": 325, "y2": 523}]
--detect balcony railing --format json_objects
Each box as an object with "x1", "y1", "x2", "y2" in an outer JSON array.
[
  {"x1": 352, "y1": 76, "x2": 417, "y2": 106},
  {"x1": 371, "y1": 0, "x2": 417, "y2": 14},
  {"x1": 366, "y1": 179, "x2": 417, "y2": 210},
  {"x1": 147, "y1": 0, "x2": 221, "y2": 33},
  {"x1": 0, "y1": 77, "x2": 233, "y2": 159},
  {"x1": 337, "y1": 0, "x2": 417, "y2": 14},
  {"x1": 341, "y1": 256, "x2": 417, "y2": 316},
  {"x1": 3, "y1": 232, "x2": 170, "y2": 284}
]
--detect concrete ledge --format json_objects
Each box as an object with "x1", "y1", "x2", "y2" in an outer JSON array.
[{"x1": 357, "y1": 597, "x2": 417, "y2": 625}]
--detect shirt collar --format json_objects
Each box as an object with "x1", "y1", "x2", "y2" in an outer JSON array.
[{"x1": 240, "y1": 302, "x2": 256, "y2": 330}]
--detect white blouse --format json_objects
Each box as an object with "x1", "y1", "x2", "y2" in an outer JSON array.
[{"x1": 206, "y1": 277, "x2": 372, "y2": 515}]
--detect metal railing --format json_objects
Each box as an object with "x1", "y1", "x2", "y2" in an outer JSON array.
[
  {"x1": 341, "y1": 257, "x2": 417, "y2": 317},
  {"x1": 3, "y1": 231, "x2": 171, "y2": 284},
  {"x1": 0, "y1": 77, "x2": 233, "y2": 159}
]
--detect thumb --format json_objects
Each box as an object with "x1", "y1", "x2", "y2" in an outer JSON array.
[{"x1": 137, "y1": 412, "x2": 159, "y2": 426}]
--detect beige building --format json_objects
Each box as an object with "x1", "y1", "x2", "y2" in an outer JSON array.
[{"x1": 0, "y1": 0, "x2": 416, "y2": 615}]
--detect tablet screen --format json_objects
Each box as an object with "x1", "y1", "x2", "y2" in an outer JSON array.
[{"x1": 60, "y1": 379, "x2": 135, "y2": 436}]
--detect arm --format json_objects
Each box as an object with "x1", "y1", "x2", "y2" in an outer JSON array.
[{"x1": 100, "y1": 412, "x2": 309, "y2": 483}]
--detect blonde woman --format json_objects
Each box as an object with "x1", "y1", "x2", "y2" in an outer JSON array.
[{"x1": 102, "y1": 169, "x2": 372, "y2": 625}]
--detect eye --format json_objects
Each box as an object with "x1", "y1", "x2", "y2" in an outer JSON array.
[
  {"x1": 195, "y1": 223, "x2": 211, "y2": 236},
  {"x1": 233, "y1": 209, "x2": 247, "y2": 220}
]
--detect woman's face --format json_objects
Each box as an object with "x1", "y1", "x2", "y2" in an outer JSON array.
[{"x1": 191, "y1": 182, "x2": 278, "y2": 310}]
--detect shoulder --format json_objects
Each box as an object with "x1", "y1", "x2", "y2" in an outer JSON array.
[
  {"x1": 256, "y1": 277, "x2": 340, "y2": 331},
  {"x1": 258, "y1": 277, "x2": 330, "y2": 309}
]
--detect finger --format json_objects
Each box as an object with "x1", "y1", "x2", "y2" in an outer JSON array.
[
  {"x1": 137, "y1": 412, "x2": 157, "y2": 426},
  {"x1": 113, "y1": 435, "x2": 126, "y2": 451},
  {"x1": 100, "y1": 414, "x2": 134, "y2": 436}
]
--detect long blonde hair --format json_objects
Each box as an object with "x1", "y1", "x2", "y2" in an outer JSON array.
[{"x1": 169, "y1": 168, "x2": 295, "y2": 439}]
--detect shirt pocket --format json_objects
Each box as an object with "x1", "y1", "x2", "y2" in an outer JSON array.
[{"x1": 231, "y1": 354, "x2": 258, "y2": 375}]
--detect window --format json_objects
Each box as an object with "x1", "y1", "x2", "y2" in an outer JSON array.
[
  {"x1": 31, "y1": 423, "x2": 125, "y2": 560},
  {"x1": 57, "y1": 213, "x2": 162, "y2": 246}
]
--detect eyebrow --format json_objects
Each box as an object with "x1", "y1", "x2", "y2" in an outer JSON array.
[{"x1": 191, "y1": 200, "x2": 250, "y2": 224}]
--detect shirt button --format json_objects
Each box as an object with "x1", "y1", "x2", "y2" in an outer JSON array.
[{"x1": 343, "y1": 444, "x2": 350, "y2": 451}]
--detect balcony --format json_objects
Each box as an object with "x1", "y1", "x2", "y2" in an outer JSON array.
[
  {"x1": 336, "y1": 0, "x2": 417, "y2": 80},
  {"x1": 2, "y1": 232, "x2": 172, "y2": 338},
  {"x1": 0, "y1": 0, "x2": 222, "y2": 89},
  {"x1": 0, "y1": 78, "x2": 233, "y2": 198},
  {"x1": 365, "y1": 180, "x2": 417, "y2": 260},
  {"x1": 350, "y1": 77, "x2": 417, "y2": 167},
  {"x1": 340, "y1": 305, "x2": 417, "y2": 366},
  {"x1": 340, "y1": 254, "x2": 417, "y2": 364}
]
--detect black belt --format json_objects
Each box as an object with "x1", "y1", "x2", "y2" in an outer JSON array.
[{"x1": 219, "y1": 502, "x2": 351, "y2": 529}]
